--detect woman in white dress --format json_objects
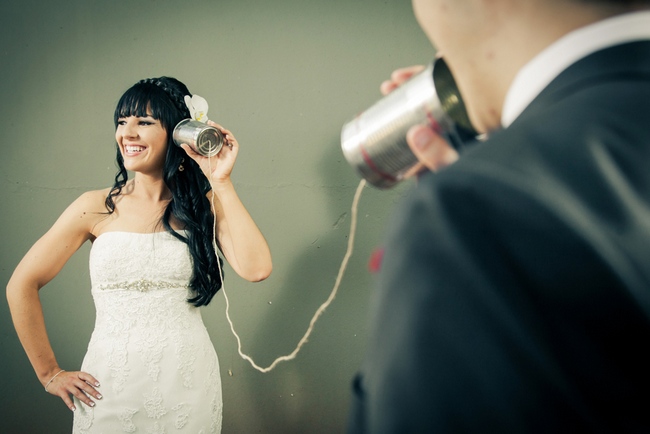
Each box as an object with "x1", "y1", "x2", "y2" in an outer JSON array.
[{"x1": 6, "y1": 77, "x2": 273, "y2": 433}]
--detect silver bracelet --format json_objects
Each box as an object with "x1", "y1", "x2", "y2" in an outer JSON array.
[{"x1": 44, "y1": 369, "x2": 65, "y2": 392}]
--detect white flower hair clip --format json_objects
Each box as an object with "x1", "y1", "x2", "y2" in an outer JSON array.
[{"x1": 184, "y1": 94, "x2": 209, "y2": 123}]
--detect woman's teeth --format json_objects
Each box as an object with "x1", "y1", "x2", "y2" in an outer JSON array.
[{"x1": 126, "y1": 145, "x2": 145, "y2": 153}]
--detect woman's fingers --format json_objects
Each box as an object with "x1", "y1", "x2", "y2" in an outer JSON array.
[
  {"x1": 47, "y1": 371, "x2": 102, "y2": 411},
  {"x1": 178, "y1": 124, "x2": 239, "y2": 183},
  {"x1": 206, "y1": 121, "x2": 237, "y2": 150},
  {"x1": 78, "y1": 371, "x2": 100, "y2": 389},
  {"x1": 59, "y1": 390, "x2": 77, "y2": 412}
]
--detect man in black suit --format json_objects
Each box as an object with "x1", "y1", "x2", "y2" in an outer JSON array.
[{"x1": 349, "y1": 1, "x2": 650, "y2": 432}]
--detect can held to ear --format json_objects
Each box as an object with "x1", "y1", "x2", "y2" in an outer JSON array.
[
  {"x1": 173, "y1": 119, "x2": 224, "y2": 157},
  {"x1": 340, "y1": 57, "x2": 476, "y2": 189}
]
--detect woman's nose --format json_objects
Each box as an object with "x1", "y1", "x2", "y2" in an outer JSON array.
[{"x1": 122, "y1": 120, "x2": 138, "y2": 138}]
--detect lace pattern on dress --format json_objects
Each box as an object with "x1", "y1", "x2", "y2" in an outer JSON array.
[{"x1": 72, "y1": 231, "x2": 222, "y2": 433}]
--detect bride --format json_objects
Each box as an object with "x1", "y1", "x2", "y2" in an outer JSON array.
[{"x1": 6, "y1": 76, "x2": 272, "y2": 433}]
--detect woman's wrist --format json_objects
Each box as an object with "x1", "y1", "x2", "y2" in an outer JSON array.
[
  {"x1": 44, "y1": 369, "x2": 65, "y2": 392},
  {"x1": 39, "y1": 365, "x2": 63, "y2": 386},
  {"x1": 209, "y1": 177, "x2": 234, "y2": 195}
]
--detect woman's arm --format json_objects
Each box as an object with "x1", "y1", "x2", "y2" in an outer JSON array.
[
  {"x1": 6, "y1": 190, "x2": 105, "y2": 411},
  {"x1": 180, "y1": 123, "x2": 272, "y2": 282},
  {"x1": 208, "y1": 178, "x2": 272, "y2": 282}
]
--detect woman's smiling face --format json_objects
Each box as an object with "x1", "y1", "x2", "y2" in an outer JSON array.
[{"x1": 115, "y1": 113, "x2": 168, "y2": 175}]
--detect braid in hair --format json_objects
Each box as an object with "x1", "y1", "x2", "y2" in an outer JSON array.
[
  {"x1": 138, "y1": 78, "x2": 189, "y2": 115},
  {"x1": 108, "y1": 77, "x2": 224, "y2": 306}
]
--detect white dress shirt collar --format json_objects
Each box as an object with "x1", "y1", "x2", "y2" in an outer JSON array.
[{"x1": 501, "y1": 11, "x2": 650, "y2": 128}]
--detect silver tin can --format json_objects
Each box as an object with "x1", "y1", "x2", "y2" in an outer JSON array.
[
  {"x1": 340, "y1": 57, "x2": 475, "y2": 189},
  {"x1": 173, "y1": 119, "x2": 224, "y2": 157}
]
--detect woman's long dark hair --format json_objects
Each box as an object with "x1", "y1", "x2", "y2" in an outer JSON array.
[{"x1": 107, "y1": 76, "x2": 223, "y2": 306}]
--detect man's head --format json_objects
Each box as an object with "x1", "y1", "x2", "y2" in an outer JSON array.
[{"x1": 411, "y1": 0, "x2": 650, "y2": 132}]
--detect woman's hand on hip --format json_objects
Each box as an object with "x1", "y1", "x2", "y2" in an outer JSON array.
[{"x1": 44, "y1": 370, "x2": 102, "y2": 412}]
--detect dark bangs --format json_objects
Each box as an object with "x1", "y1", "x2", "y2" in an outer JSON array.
[{"x1": 113, "y1": 82, "x2": 183, "y2": 133}]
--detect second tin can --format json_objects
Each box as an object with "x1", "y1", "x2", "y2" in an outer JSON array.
[
  {"x1": 173, "y1": 119, "x2": 224, "y2": 157},
  {"x1": 340, "y1": 57, "x2": 476, "y2": 189}
]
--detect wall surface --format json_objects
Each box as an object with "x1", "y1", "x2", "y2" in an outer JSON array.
[{"x1": 0, "y1": 0, "x2": 433, "y2": 432}]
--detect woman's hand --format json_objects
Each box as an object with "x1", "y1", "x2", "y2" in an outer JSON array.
[
  {"x1": 179, "y1": 121, "x2": 239, "y2": 185},
  {"x1": 44, "y1": 369, "x2": 102, "y2": 411}
]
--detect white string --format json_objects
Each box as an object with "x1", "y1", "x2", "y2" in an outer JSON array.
[{"x1": 208, "y1": 151, "x2": 366, "y2": 373}]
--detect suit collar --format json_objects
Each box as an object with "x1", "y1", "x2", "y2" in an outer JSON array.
[
  {"x1": 510, "y1": 40, "x2": 650, "y2": 129},
  {"x1": 502, "y1": 11, "x2": 650, "y2": 127}
]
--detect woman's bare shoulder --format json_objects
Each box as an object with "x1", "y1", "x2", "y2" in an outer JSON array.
[
  {"x1": 74, "y1": 187, "x2": 112, "y2": 212},
  {"x1": 65, "y1": 188, "x2": 114, "y2": 239},
  {"x1": 35, "y1": 187, "x2": 113, "y2": 244},
  {"x1": 56, "y1": 187, "x2": 113, "y2": 233}
]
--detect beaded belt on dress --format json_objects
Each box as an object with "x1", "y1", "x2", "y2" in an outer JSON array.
[{"x1": 96, "y1": 279, "x2": 191, "y2": 292}]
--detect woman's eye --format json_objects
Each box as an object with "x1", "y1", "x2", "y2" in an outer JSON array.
[{"x1": 117, "y1": 120, "x2": 126, "y2": 126}]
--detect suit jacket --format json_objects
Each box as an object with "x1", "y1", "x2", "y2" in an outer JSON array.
[{"x1": 348, "y1": 40, "x2": 650, "y2": 433}]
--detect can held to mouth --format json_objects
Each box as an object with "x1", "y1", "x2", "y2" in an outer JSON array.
[
  {"x1": 340, "y1": 57, "x2": 476, "y2": 189},
  {"x1": 173, "y1": 119, "x2": 224, "y2": 157}
]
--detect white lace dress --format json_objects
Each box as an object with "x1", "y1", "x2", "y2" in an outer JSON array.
[{"x1": 73, "y1": 231, "x2": 222, "y2": 434}]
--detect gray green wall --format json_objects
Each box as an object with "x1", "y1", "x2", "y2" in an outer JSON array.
[{"x1": 0, "y1": 0, "x2": 433, "y2": 432}]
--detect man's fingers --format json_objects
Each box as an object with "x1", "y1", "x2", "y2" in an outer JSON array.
[{"x1": 406, "y1": 124, "x2": 459, "y2": 172}]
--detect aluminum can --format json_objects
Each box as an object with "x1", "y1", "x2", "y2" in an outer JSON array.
[
  {"x1": 173, "y1": 119, "x2": 224, "y2": 157},
  {"x1": 340, "y1": 57, "x2": 475, "y2": 189}
]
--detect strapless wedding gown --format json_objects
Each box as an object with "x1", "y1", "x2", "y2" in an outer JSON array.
[{"x1": 72, "y1": 231, "x2": 222, "y2": 434}]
